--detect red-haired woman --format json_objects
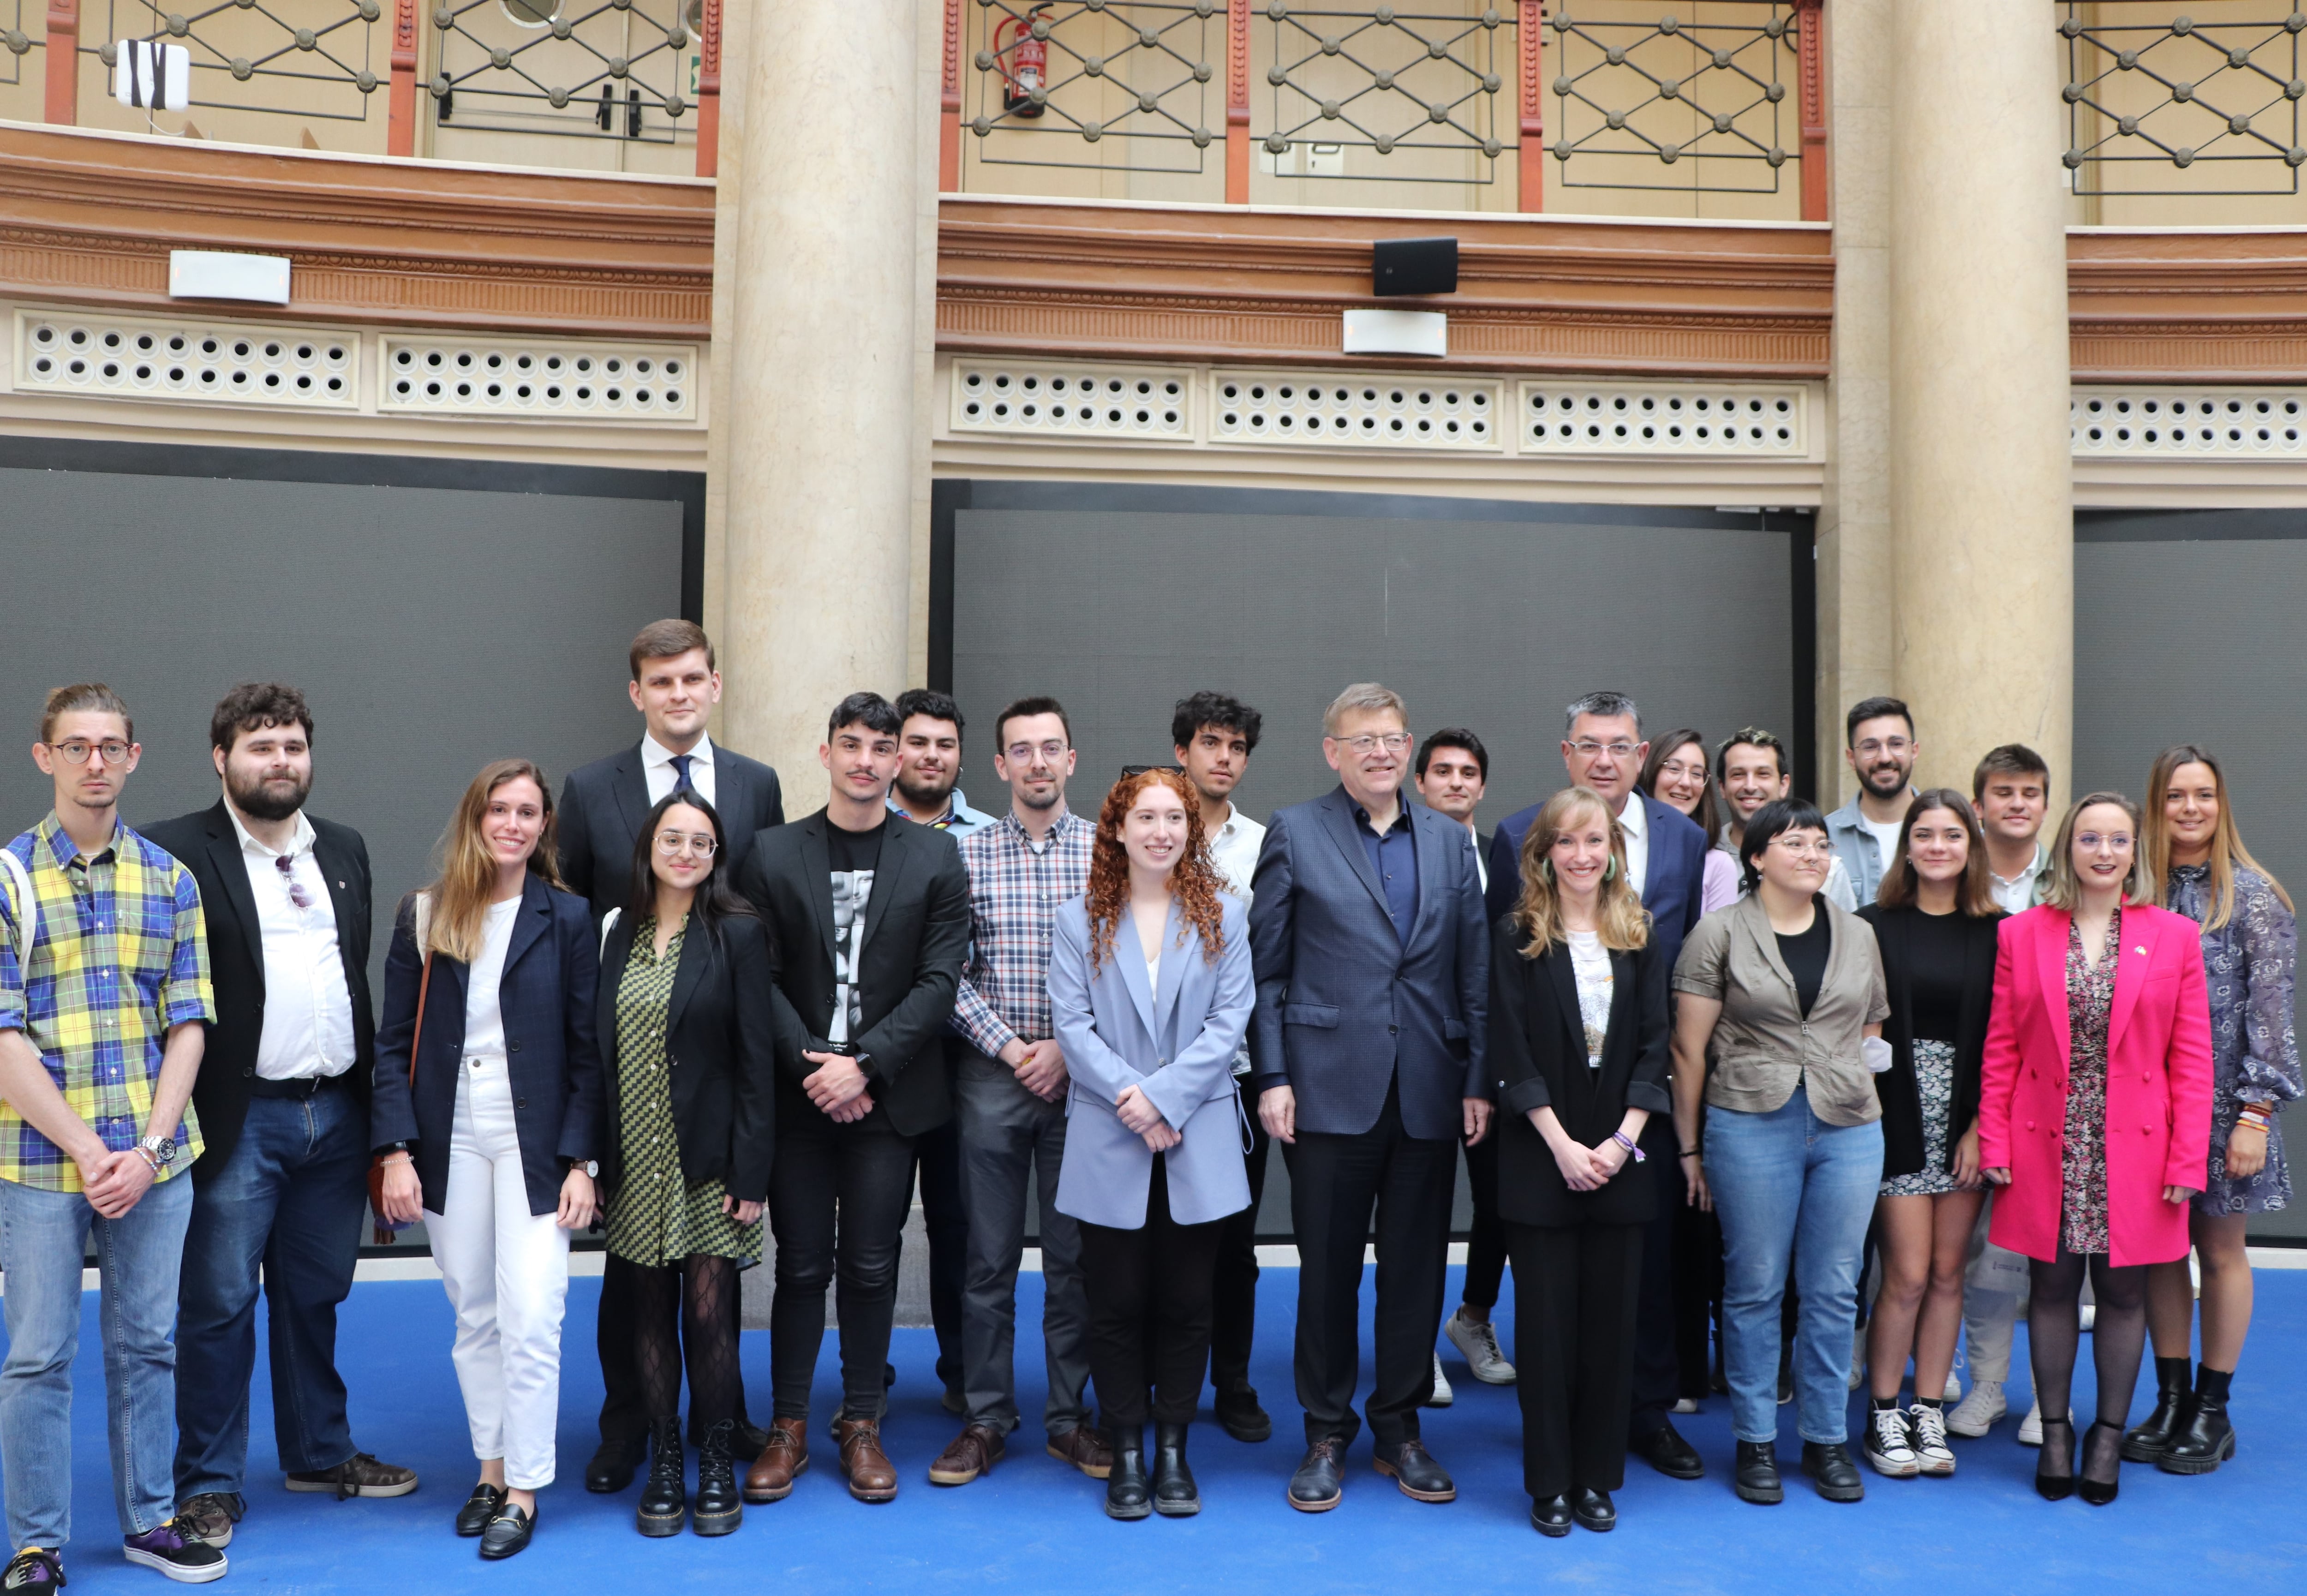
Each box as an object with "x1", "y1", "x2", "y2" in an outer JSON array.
[{"x1": 1048, "y1": 768, "x2": 1254, "y2": 1521}]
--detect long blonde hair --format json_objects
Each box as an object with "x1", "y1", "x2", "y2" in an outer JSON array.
[
  {"x1": 2039, "y1": 791, "x2": 2149, "y2": 913},
  {"x1": 422, "y1": 758, "x2": 564, "y2": 963},
  {"x1": 1513, "y1": 787, "x2": 1650, "y2": 956},
  {"x1": 2143, "y1": 744, "x2": 2292, "y2": 932}
]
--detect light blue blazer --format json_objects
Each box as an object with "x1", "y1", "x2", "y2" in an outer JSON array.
[{"x1": 1050, "y1": 891, "x2": 1255, "y2": 1230}]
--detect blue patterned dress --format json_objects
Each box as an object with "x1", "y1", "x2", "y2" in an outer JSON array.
[{"x1": 2168, "y1": 863, "x2": 2299, "y2": 1215}]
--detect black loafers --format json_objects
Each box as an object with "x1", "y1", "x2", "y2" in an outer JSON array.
[
  {"x1": 1530, "y1": 1494, "x2": 1573, "y2": 1537},
  {"x1": 477, "y1": 1501, "x2": 535, "y2": 1560},
  {"x1": 1734, "y1": 1440, "x2": 1784, "y2": 1505},
  {"x1": 1287, "y1": 1438, "x2": 1345, "y2": 1512},
  {"x1": 1800, "y1": 1441, "x2": 1865, "y2": 1502},
  {"x1": 1631, "y1": 1422, "x2": 1705, "y2": 1480},
  {"x1": 1372, "y1": 1438, "x2": 1456, "y2": 1503},
  {"x1": 454, "y1": 1484, "x2": 505, "y2": 1537},
  {"x1": 1571, "y1": 1486, "x2": 1616, "y2": 1532},
  {"x1": 584, "y1": 1434, "x2": 645, "y2": 1494}
]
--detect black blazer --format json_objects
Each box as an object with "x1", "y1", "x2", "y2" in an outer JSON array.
[
  {"x1": 736, "y1": 810, "x2": 970, "y2": 1139},
  {"x1": 142, "y1": 801, "x2": 376, "y2": 1177},
  {"x1": 558, "y1": 741, "x2": 785, "y2": 924},
  {"x1": 370, "y1": 873, "x2": 604, "y2": 1217},
  {"x1": 596, "y1": 910, "x2": 777, "y2": 1203},
  {"x1": 1857, "y1": 902, "x2": 2002, "y2": 1180},
  {"x1": 1486, "y1": 916, "x2": 1672, "y2": 1227}
]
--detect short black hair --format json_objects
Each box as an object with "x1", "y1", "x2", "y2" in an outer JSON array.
[
  {"x1": 210, "y1": 682, "x2": 313, "y2": 753},
  {"x1": 1171, "y1": 691, "x2": 1263, "y2": 755},
  {"x1": 894, "y1": 688, "x2": 964, "y2": 741},
  {"x1": 1846, "y1": 695, "x2": 1913, "y2": 746},
  {"x1": 996, "y1": 695, "x2": 1071, "y2": 751},
  {"x1": 827, "y1": 691, "x2": 902, "y2": 741},
  {"x1": 1416, "y1": 728, "x2": 1489, "y2": 781},
  {"x1": 1738, "y1": 797, "x2": 1829, "y2": 895},
  {"x1": 1715, "y1": 726, "x2": 1788, "y2": 785}
]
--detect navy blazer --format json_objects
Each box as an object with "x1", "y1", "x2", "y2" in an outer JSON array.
[
  {"x1": 1247, "y1": 787, "x2": 1488, "y2": 1141},
  {"x1": 370, "y1": 873, "x2": 604, "y2": 1218},
  {"x1": 1487, "y1": 791, "x2": 1709, "y2": 975}
]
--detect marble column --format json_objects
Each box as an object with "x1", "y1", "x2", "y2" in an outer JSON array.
[{"x1": 1888, "y1": 0, "x2": 2073, "y2": 804}]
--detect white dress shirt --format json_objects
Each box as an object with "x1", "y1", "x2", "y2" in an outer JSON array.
[
  {"x1": 230, "y1": 807, "x2": 358, "y2": 1081},
  {"x1": 1616, "y1": 790, "x2": 1650, "y2": 896},
  {"x1": 640, "y1": 730, "x2": 717, "y2": 808},
  {"x1": 1206, "y1": 805, "x2": 1266, "y2": 907},
  {"x1": 1990, "y1": 842, "x2": 2050, "y2": 916},
  {"x1": 1465, "y1": 822, "x2": 1488, "y2": 894}
]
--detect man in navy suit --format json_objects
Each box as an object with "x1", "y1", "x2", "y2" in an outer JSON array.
[
  {"x1": 1249, "y1": 683, "x2": 1490, "y2": 1513},
  {"x1": 1483, "y1": 690, "x2": 1709, "y2": 1482}
]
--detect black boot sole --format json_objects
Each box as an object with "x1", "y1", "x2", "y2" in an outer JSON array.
[
  {"x1": 1735, "y1": 1478, "x2": 1784, "y2": 1505},
  {"x1": 1805, "y1": 1472, "x2": 1865, "y2": 1503},
  {"x1": 2157, "y1": 1431, "x2": 2236, "y2": 1475},
  {"x1": 1105, "y1": 1497, "x2": 1153, "y2": 1521},
  {"x1": 1154, "y1": 1494, "x2": 1202, "y2": 1517},
  {"x1": 636, "y1": 1507, "x2": 686, "y2": 1537},
  {"x1": 691, "y1": 1505, "x2": 742, "y2": 1537},
  {"x1": 2118, "y1": 1433, "x2": 2171, "y2": 1464}
]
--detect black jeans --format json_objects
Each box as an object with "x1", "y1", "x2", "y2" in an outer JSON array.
[
  {"x1": 907, "y1": 1113, "x2": 969, "y2": 1396},
  {"x1": 1207, "y1": 1078, "x2": 1270, "y2": 1403},
  {"x1": 1507, "y1": 1220, "x2": 1644, "y2": 1499},
  {"x1": 1281, "y1": 1077, "x2": 1457, "y2": 1450},
  {"x1": 1671, "y1": 1198, "x2": 1725, "y2": 1399},
  {"x1": 1079, "y1": 1157, "x2": 1225, "y2": 1430},
  {"x1": 1628, "y1": 1127, "x2": 1683, "y2": 1436},
  {"x1": 1461, "y1": 1129, "x2": 1508, "y2": 1311},
  {"x1": 767, "y1": 1112, "x2": 916, "y2": 1421}
]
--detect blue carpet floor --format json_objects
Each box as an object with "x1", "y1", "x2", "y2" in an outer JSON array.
[{"x1": 6, "y1": 1265, "x2": 2305, "y2": 1593}]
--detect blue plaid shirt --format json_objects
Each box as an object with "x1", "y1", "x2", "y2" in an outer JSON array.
[{"x1": 951, "y1": 809, "x2": 1094, "y2": 1058}]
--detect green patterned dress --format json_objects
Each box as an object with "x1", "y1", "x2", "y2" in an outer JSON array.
[{"x1": 607, "y1": 916, "x2": 763, "y2": 1268}]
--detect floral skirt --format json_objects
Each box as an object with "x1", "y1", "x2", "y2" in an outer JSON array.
[{"x1": 1881, "y1": 1040, "x2": 1960, "y2": 1198}]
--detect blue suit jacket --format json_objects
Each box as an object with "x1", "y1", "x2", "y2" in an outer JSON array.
[
  {"x1": 1248, "y1": 787, "x2": 1488, "y2": 1141},
  {"x1": 1486, "y1": 791, "x2": 1709, "y2": 976}
]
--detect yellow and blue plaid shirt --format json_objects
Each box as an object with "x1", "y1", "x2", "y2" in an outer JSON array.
[{"x1": 0, "y1": 814, "x2": 211, "y2": 1191}]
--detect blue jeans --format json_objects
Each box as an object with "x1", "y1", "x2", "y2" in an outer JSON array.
[
  {"x1": 0, "y1": 1170, "x2": 194, "y2": 1551},
  {"x1": 175, "y1": 1084, "x2": 370, "y2": 1500},
  {"x1": 1705, "y1": 1086, "x2": 1883, "y2": 1445}
]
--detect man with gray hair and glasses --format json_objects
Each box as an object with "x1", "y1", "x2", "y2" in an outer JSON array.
[{"x1": 1484, "y1": 690, "x2": 1712, "y2": 1484}]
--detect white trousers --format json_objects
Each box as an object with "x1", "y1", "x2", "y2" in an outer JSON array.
[
  {"x1": 426, "y1": 1055, "x2": 570, "y2": 1490},
  {"x1": 1960, "y1": 1193, "x2": 2032, "y2": 1383}
]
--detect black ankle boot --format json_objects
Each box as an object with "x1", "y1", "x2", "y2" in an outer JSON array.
[
  {"x1": 2122, "y1": 1357, "x2": 2191, "y2": 1462},
  {"x1": 1105, "y1": 1428, "x2": 1151, "y2": 1520},
  {"x1": 1152, "y1": 1422, "x2": 1199, "y2": 1517},
  {"x1": 692, "y1": 1419, "x2": 741, "y2": 1536},
  {"x1": 1734, "y1": 1440, "x2": 1782, "y2": 1505},
  {"x1": 636, "y1": 1415, "x2": 686, "y2": 1536},
  {"x1": 2160, "y1": 1366, "x2": 2236, "y2": 1475}
]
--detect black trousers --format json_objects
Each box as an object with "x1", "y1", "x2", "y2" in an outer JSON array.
[
  {"x1": 1282, "y1": 1077, "x2": 1457, "y2": 1449},
  {"x1": 1627, "y1": 1131, "x2": 1682, "y2": 1436},
  {"x1": 1207, "y1": 1078, "x2": 1270, "y2": 1403},
  {"x1": 1671, "y1": 1199, "x2": 1725, "y2": 1398},
  {"x1": 1507, "y1": 1219, "x2": 1644, "y2": 1500},
  {"x1": 767, "y1": 1113, "x2": 916, "y2": 1420},
  {"x1": 1079, "y1": 1156, "x2": 1225, "y2": 1430},
  {"x1": 905, "y1": 1113, "x2": 969, "y2": 1395},
  {"x1": 1461, "y1": 1129, "x2": 1508, "y2": 1311}
]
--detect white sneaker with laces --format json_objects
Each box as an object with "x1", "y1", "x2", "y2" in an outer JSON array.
[
  {"x1": 1946, "y1": 1378, "x2": 2006, "y2": 1438},
  {"x1": 1863, "y1": 1405, "x2": 1920, "y2": 1477},
  {"x1": 1443, "y1": 1309, "x2": 1516, "y2": 1385},
  {"x1": 1427, "y1": 1352, "x2": 1454, "y2": 1407},
  {"x1": 2017, "y1": 1397, "x2": 2044, "y2": 1447},
  {"x1": 1942, "y1": 1370, "x2": 1965, "y2": 1403},
  {"x1": 1908, "y1": 1403, "x2": 1956, "y2": 1476}
]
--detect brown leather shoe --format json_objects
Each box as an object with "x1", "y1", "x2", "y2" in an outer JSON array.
[
  {"x1": 743, "y1": 1417, "x2": 809, "y2": 1504},
  {"x1": 834, "y1": 1417, "x2": 900, "y2": 1503},
  {"x1": 1046, "y1": 1425, "x2": 1114, "y2": 1480},
  {"x1": 927, "y1": 1423, "x2": 1006, "y2": 1486}
]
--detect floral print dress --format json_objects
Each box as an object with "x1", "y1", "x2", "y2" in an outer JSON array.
[
  {"x1": 2168, "y1": 863, "x2": 2300, "y2": 1215},
  {"x1": 2060, "y1": 909, "x2": 2121, "y2": 1257}
]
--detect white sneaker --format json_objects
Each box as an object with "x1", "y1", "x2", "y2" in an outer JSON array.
[
  {"x1": 1671, "y1": 1397, "x2": 1700, "y2": 1415},
  {"x1": 1942, "y1": 1370, "x2": 1965, "y2": 1403},
  {"x1": 2017, "y1": 1397, "x2": 2044, "y2": 1447},
  {"x1": 1443, "y1": 1309, "x2": 1516, "y2": 1385},
  {"x1": 1908, "y1": 1403, "x2": 1957, "y2": 1476},
  {"x1": 1862, "y1": 1405, "x2": 1920, "y2": 1477},
  {"x1": 1427, "y1": 1351, "x2": 1455, "y2": 1407},
  {"x1": 1946, "y1": 1379, "x2": 2006, "y2": 1438},
  {"x1": 2078, "y1": 1303, "x2": 2097, "y2": 1333},
  {"x1": 1849, "y1": 1325, "x2": 1867, "y2": 1390}
]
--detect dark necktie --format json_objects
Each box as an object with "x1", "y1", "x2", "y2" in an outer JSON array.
[{"x1": 669, "y1": 753, "x2": 695, "y2": 795}]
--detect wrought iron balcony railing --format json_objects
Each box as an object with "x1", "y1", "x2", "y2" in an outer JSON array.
[{"x1": 2061, "y1": 3, "x2": 2307, "y2": 196}]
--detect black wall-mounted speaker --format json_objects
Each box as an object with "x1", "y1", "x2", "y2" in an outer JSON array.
[{"x1": 1372, "y1": 236, "x2": 1459, "y2": 297}]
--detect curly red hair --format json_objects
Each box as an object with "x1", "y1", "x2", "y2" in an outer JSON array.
[{"x1": 1084, "y1": 768, "x2": 1229, "y2": 976}]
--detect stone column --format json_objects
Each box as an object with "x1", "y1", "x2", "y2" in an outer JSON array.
[
  {"x1": 720, "y1": 0, "x2": 926, "y2": 799},
  {"x1": 1887, "y1": 0, "x2": 2073, "y2": 804}
]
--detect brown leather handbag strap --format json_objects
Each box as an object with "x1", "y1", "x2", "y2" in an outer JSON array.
[{"x1": 408, "y1": 950, "x2": 433, "y2": 1087}]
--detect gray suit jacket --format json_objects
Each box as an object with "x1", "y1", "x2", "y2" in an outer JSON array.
[
  {"x1": 1248, "y1": 786, "x2": 1489, "y2": 1141},
  {"x1": 1051, "y1": 893, "x2": 1254, "y2": 1229}
]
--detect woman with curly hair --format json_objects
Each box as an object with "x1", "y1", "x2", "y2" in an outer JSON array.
[{"x1": 1048, "y1": 767, "x2": 1254, "y2": 1521}]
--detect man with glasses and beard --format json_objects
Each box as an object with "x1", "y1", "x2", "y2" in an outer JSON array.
[{"x1": 1824, "y1": 697, "x2": 1921, "y2": 907}]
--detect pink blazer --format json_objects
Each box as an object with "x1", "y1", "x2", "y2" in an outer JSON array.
[{"x1": 1978, "y1": 903, "x2": 2213, "y2": 1267}]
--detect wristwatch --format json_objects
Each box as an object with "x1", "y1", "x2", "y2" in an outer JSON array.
[
  {"x1": 136, "y1": 1133, "x2": 175, "y2": 1170},
  {"x1": 573, "y1": 1159, "x2": 600, "y2": 1178}
]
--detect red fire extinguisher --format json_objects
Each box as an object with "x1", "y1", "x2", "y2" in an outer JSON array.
[{"x1": 992, "y1": 5, "x2": 1052, "y2": 117}]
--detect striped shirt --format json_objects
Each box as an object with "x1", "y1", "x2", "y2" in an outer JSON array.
[
  {"x1": 0, "y1": 815, "x2": 211, "y2": 1190},
  {"x1": 951, "y1": 809, "x2": 1094, "y2": 1058}
]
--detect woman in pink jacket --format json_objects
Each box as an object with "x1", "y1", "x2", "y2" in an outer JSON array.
[{"x1": 1978, "y1": 791, "x2": 2212, "y2": 1506}]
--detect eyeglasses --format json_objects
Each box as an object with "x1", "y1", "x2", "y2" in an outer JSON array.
[
  {"x1": 1656, "y1": 758, "x2": 1706, "y2": 783},
  {"x1": 1769, "y1": 836, "x2": 1833, "y2": 858},
  {"x1": 2075, "y1": 832, "x2": 2134, "y2": 854},
  {"x1": 1853, "y1": 737, "x2": 1914, "y2": 759},
  {"x1": 1569, "y1": 741, "x2": 1639, "y2": 759},
  {"x1": 1004, "y1": 740, "x2": 1069, "y2": 765},
  {"x1": 44, "y1": 739, "x2": 131, "y2": 767},
  {"x1": 654, "y1": 830, "x2": 720, "y2": 858},
  {"x1": 1333, "y1": 732, "x2": 1412, "y2": 755}
]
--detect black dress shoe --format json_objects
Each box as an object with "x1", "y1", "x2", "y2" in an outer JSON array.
[
  {"x1": 2158, "y1": 1396, "x2": 2235, "y2": 1475},
  {"x1": 1373, "y1": 1438, "x2": 1456, "y2": 1503},
  {"x1": 2122, "y1": 1367, "x2": 2190, "y2": 1463},
  {"x1": 1287, "y1": 1437, "x2": 1345, "y2": 1512},
  {"x1": 1631, "y1": 1422, "x2": 1704, "y2": 1480},
  {"x1": 1530, "y1": 1494, "x2": 1573, "y2": 1537},
  {"x1": 1800, "y1": 1441, "x2": 1865, "y2": 1502},
  {"x1": 1215, "y1": 1393, "x2": 1273, "y2": 1444},
  {"x1": 585, "y1": 1433, "x2": 646, "y2": 1494},
  {"x1": 1571, "y1": 1486, "x2": 1616, "y2": 1532},
  {"x1": 454, "y1": 1483, "x2": 506, "y2": 1537},
  {"x1": 1152, "y1": 1422, "x2": 1200, "y2": 1517},
  {"x1": 1105, "y1": 1428, "x2": 1152, "y2": 1521},
  {"x1": 478, "y1": 1501, "x2": 535, "y2": 1560},
  {"x1": 1734, "y1": 1440, "x2": 1783, "y2": 1505},
  {"x1": 2079, "y1": 1420, "x2": 2123, "y2": 1505},
  {"x1": 2035, "y1": 1415, "x2": 2076, "y2": 1501}
]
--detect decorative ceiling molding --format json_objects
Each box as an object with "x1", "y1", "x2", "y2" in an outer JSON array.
[{"x1": 2070, "y1": 228, "x2": 2307, "y2": 382}]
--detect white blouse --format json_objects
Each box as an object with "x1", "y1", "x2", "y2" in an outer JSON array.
[
  {"x1": 1566, "y1": 930, "x2": 1614, "y2": 1069},
  {"x1": 461, "y1": 898, "x2": 523, "y2": 1059}
]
